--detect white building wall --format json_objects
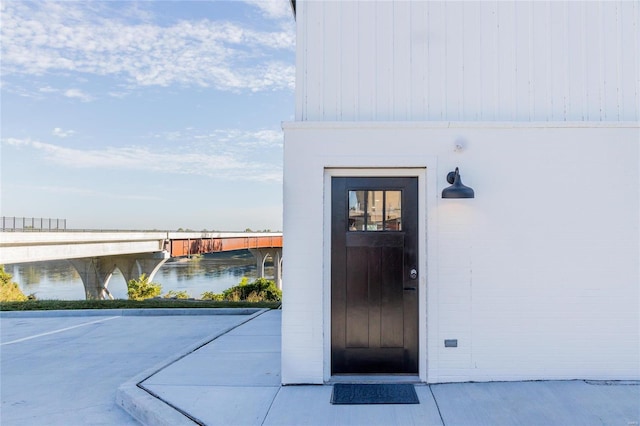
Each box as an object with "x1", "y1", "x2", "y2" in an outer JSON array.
[
  {"x1": 283, "y1": 0, "x2": 640, "y2": 385},
  {"x1": 295, "y1": 1, "x2": 640, "y2": 123},
  {"x1": 282, "y1": 122, "x2": 639, "y2": 384}
]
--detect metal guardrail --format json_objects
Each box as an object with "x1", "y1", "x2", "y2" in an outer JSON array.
[
  {"x1": 0, "y1": 219, "x2": 282, "y2": 234},
  {"x1": 1, "y1": 217, "x2": 67, "y2": 231}
]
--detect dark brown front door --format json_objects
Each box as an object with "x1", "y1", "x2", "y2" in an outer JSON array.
[{"x1": 331, "y1": 177, "x2": 418, "y2": 375}]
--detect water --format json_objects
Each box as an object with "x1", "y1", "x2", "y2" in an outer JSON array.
[{"x1": 5, "y1": 250, "x2": 274, "y2": 300}]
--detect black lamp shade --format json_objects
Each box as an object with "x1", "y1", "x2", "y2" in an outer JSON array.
[{"x1": 442, "y1": 167, "x2": 475, "y2": 199}]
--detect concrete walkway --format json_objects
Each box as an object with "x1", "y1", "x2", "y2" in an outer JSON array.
[
  {"x1": 1, "y1": 309, "x2": 637, "y2": 425},
  {"x1": 118, "y1": 309, "x2": 640, "y2": 426}
]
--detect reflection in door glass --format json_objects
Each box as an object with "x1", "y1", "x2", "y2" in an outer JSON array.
[
  {"x1": 348, "y1": 190, "x2": 402, "y2": 231},
  {"x1": 348, "y1": 191, "x2": 366, "y2": 231},
  {"x1": 367, "y1": 191, "x2": 384, "y2": 230},
  {"x1": 385, "y1": 191, "x2": 402, "y2": 231}
]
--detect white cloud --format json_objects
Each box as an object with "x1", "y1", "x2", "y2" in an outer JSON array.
[
  {"x1": 63, "y1": 88, "x2": 92, "y2": 102},
  {"x1": 0, "y1": 2, "x2": 295, "y2": 93},
  {"x1": 108, "y1": 91, "x2": 129, "y2": 99},
  {"x1": 11, "y1": 184, "x2": 162, "y2": 201},
  {"x1": 2, "y1": 136, "x2": 282, "y2": 183},
  {"x1": 52, "y1": 128, "x2": 76, "y2": 138},
  {"x1": 244, "y1": 0, "x2": 293, "y2": 20},
  {"x1": 3, "y1": 83, "x2": 96, "y2": 101},
  {"x1": 152, "y1": 127, "x2": 283, "y2": 150}
]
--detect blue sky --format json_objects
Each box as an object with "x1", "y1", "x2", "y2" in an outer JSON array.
[{"x1": 0, "y1": 0, "x2": 295, "y2": 231}]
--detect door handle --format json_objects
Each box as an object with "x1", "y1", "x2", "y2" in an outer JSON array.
[
  {"x1": 409, "y1": 268, "x2": 418, "y2": 280},
  {"x1": 403, "y1": 287, "x2": 417, "y2": 291}
]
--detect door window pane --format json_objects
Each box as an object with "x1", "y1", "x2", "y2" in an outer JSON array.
[
  {"x1": 384, "y1": 191, "x2": 402, "y2": 231},
  {"x1": 348, "y1": 190, "x2": 402, "y2": 231},
  {"x1": 367, "y1": 191, "x2": 384, "y2": 230},
  {"x1": 348, "y1": 191, "x2": 366, "y2": 231}
]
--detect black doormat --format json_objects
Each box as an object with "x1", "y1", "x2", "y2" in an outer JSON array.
[{"x1": 330, "y1": 383, "x2": 419, "y2": 405}]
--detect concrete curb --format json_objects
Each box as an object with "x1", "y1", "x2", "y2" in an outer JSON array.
[
  {"x1": 0, "y1": 308, "x2": 263, "y2": 318},
  {"x1": 116, "y1": 308, "x2": 270, "y2": 426}
]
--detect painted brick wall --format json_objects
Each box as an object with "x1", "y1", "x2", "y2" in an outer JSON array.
[{"x1": 282, "y1": 122, "x2": 639, "y2": 384}]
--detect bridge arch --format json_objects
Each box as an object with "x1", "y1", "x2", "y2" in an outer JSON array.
[
  {"x1": 68, "y1": 252, "x2": 169, "y2": 300},
  {"x1": 248, "y1": 248, "x2": 282, "y2": 289}
]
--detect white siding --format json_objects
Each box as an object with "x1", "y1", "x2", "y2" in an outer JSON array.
[{"x1": 295, "y1": 0, "x2": 640, "y2": 122}]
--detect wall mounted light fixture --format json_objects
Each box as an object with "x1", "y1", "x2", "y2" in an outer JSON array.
[{"x1": 442, "y1": 167, "x2": 475, "y2": 199}]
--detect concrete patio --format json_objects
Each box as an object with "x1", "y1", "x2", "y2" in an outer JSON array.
[
  {"x1": 2, "y1": 309, "x2": 638, "y2": 425},
  {"x1": 117, "y1": 309, "x2": 640, "y2": 426}
]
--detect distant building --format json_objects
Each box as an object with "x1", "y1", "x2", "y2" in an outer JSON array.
[{"x1": 282, "y1": 1, "x2": 639, "y2": 384}]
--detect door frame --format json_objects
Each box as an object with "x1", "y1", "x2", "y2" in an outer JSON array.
[
  {"x1": 331, "y1": 176, "x2": 419, "y2": 375},
  {"x1": 323, "y1": 167, "x2": 435, "y2": 383}
]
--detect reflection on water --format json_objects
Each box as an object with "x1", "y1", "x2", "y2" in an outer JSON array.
[
  {"x1": 6, "y1": 250, "x2": 274, "y2": 300},
  {"x1": 6, "y1": 260, "x2": 85, "y2": 300}
]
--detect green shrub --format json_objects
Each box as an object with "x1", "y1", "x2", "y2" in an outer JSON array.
[
  {"x1": 201, "y1": 291, "x2": 224, "y2": 301},
  {"x1": 245, "y1": 291, "x2": 263, "y2": 303},
  {"x1": 127, "y1": 274, "x2": 162, "y2": 301},
  {"x1": 0, "y1": 265, "x2": 28, "y2": 302},
  {"x1": 222, "y1": 277, "x2": 281, "y2": 302},
  {"x1": 163, "y1": 290, "x2": 191, "y2": 299},
  {"x1": 0, "y1": 299, "x2": 281, "y2": 311}
]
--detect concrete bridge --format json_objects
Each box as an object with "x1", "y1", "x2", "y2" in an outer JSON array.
[{"x1": 0, "y1": 231, "x2": 282, "y2": 300}]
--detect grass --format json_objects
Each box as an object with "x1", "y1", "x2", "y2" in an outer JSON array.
[{"x1": 0, "y1": 299, "x2": 281, "y2": 311}]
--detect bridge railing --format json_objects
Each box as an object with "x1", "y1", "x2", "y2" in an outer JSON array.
[{"x1": 1, "y1": 217, "x2": 67, "y2": 232}]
